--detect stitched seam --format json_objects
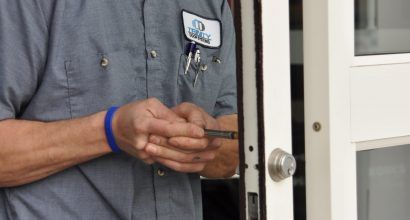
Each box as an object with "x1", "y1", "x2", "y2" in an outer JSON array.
[{"x1": 65, "y1": 60, "x2": 73, "y2": 119}]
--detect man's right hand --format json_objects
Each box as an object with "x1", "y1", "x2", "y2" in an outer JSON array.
[
  {"x1": 0, "y1": 98, "x2": 214, "y2": 187},
  {"x1": 111, "y1": 98, "x2": 209, "y2": 167}
]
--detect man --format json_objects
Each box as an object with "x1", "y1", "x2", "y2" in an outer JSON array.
[{"x1": 0, "y1": 0, "x2": 238, "y2": 219}]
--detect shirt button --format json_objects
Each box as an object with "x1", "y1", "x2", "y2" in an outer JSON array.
[
  {"x1": 157, "y1": 168, "x2": 166, "y2": 177},
  {"x1": 212, "y1": 56, "x2": 222, "y2": 64},
  {"x1": 150, "y1": 50, "x2": 158, "y2": 58},
  {"x1": 100, "y1": 57, "x2": 109, "y2": 68},
  {"x1": 200, "y1": 64, "x2": 208, "y2": 71}
]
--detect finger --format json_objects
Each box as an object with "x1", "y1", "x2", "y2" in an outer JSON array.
[
  {"x1": 208, "y1": 138, "x2": 223, "y2": 149},
  {"x1": 146, "y1": 98, "x2": 186, "y2": 123},
  {"x1": 147, "y1": 119, "x2": 204, "y2": 138},
  {"x1": 145, "y1": 143, "x2": 216, "y2": 163},
  {"x1": 149, "y1": 135, "x2": 195, "y2": 153},
  {"x1": 123, "y1": 146, "x2": 154, "y2": 164},
  {"x1": 168, "y1": 136, "x2": 210, "y2": 150},
  {"x1": 173, "y1": 103, "x2": 206, "y2": 128},
  {"x1": 134, "y1": 135, "x2": 149, "y2": 150},
  {"x1": 150, "y1": 135, "x2": 220, "y2": 152},
  {"x1": 137, "y1": 150, "x2": 152, "y2": 161},
  {"x1": 153, "y1": 157, "x2": 207, "y2": 173},
  {"x1": 142, "y1": 158, "x2": 155, "y2": 165}
]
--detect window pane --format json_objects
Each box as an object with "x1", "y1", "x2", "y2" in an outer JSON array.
[
  {"x1": 355, "y1": 0, "x2": 410, "y2": 55},
  {"x1": 357, "y1": 145, "x2": 410, "y2": 220}
]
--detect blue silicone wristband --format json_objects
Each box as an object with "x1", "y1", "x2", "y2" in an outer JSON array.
[{"x1": 104, "y1": 106, "x2": 121, "y2": 153}]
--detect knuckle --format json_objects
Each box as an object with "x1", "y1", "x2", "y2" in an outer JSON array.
[
  {"x1": 134, "y1": 139, "x2": 146, "y2": 150},
  {"x1": 149, "y1": 135, "x2": 162, "y2": 145},
  {"x1": 147, "y1": 97, "x2": 160, "y2": 106},
  {"x1": 181, "y1": 102, "x2": 192, "y2": 108},
  {"x1": 181, "y1": 155, "x2": 191, "y2": 163},
  {"x1": 180, "y1": 102, "x2": 196, "y2": 111},
  {"x1": 133, "y1": 118, "x2": 147, "y2": 133}
]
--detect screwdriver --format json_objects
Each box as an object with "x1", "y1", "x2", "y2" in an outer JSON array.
[{"x1": 204, "y1": 129, "x2": 239, "y2": 140}]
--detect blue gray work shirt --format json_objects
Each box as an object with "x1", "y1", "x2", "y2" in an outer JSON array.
[{"x1": 0, "y1": 0, "x2": 236, "y2": 219}]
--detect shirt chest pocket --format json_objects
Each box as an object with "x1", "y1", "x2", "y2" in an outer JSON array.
[
  {"x1": 177, "y1": 50, "x2": 224, "y2": 115},
  {"x1": 65, "y1": 50, "x2": 139, "y2": 118}
]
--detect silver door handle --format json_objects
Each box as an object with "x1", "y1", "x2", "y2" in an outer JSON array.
[{"x1": 268, "y1": 148, "x2": 297, "y2": 182}]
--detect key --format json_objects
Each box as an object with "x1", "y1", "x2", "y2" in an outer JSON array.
[
  {"x1": 193, "y1": 70, "x2": 200, "y2": 88},
  {"x1": 184, "y1": 42, "x2": 197, "y2": 75},
  {"x1": 193, "y1": 49, "x2": 202, "y2": 87},
  {"x1": 194, "y1": 63, "x2": 208, "y2": 88},
  {"x1": 194, "y1": 49, "x2": 201, "y2": 64}
]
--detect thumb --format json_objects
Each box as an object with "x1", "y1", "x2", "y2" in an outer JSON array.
[
  {"x1": 146, "y1": 98, "x2": 186, "y2": 123},
  {"x1": 173, "y1": 103, "x2": 206, "y2": 128}
]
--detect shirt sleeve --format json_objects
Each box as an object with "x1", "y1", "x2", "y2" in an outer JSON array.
[
  {"x1": 0, "y1": 0, "x2": 48, "y2": 120},
  {"x1": 213, "y1": 1, "x2": 238, "y2": 118}
]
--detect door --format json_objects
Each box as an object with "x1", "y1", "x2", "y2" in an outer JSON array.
[
  {"x1": 238, "y1": 0, "x2": 295, "y2": 219},
  {"x1": 304, "y1": 0, "x2": 410, "y2": 219}
]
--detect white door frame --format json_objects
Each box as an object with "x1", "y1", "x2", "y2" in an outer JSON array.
[
  {"x1": 304, "y1": 0, "x2": 410, "y2": 219},
  {"x1": 304, "y1": 0, "x2": 359, "y2": 219},
  {"x1": 239, "y1": 0, "x2": 293, "y2": 219}
]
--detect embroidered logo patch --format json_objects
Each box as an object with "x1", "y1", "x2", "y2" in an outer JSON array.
[{"x1": 182, "y1": 10, "x2": 222, "y2": 48}]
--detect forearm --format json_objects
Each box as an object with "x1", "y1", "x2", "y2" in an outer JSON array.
[
  {"x1": 0, "y1": 112, "x2": 111, "y2": 187},
  {"x1": 200, "y1": 114, "x2": 239, "y2": 178}
]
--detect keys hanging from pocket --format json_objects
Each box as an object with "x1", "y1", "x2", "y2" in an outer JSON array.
[
  {"x1": 193, "y1": 49, "x2": 202, "y2": 87},
  {"x1": 193, "y1": 49, "x2": 207, "y2": 88},
  {"x1": 184, "y1": 41, "x2": 197, "y2": 75},
  {"x1": 194, "y1": 49, "x2": 201, "y2": 65},
  {"x1": 193, "y1": 64, "x2": 208, "y2": 88}
]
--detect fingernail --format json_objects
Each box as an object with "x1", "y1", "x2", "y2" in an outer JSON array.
[
  {"x1": 150, "y1": 136, "x2": 160, "y2": 145},
  {"x1": 147, "y1": 145, "x2": 157, "y2": 154},
  {"x1": 195, "y1": 128, "x2": 204, "y2": 137}
]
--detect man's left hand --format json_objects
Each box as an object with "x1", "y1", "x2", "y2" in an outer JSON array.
[{"x1": 143, "y1": 103, "x2": 223, "y2": 173}]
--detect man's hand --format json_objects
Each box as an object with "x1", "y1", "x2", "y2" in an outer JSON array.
[
  {"x1": 172, "y1": 103, "x2": 239, "y2": 178},
  {"x1": 144, "y1": 103, "x2": 224, "y2": 173},
  {"x1": 111, "y1": 98, "x2": 205, "y2": 165}
]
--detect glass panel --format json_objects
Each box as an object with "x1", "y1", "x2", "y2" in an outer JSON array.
[
  {"x1": 355, "y1": 0, "x2": 410, "y2": 55},
  {"x1": 357, "y1": 145, "x2": 410, "y2": 220},
  {"x1": 290, "y1": 0, "x2": 307, "y2": 219}
]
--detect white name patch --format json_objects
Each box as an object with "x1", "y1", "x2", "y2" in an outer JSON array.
[{"x1": 182, "y1": 10, "x2": 222, "y2": 48}]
